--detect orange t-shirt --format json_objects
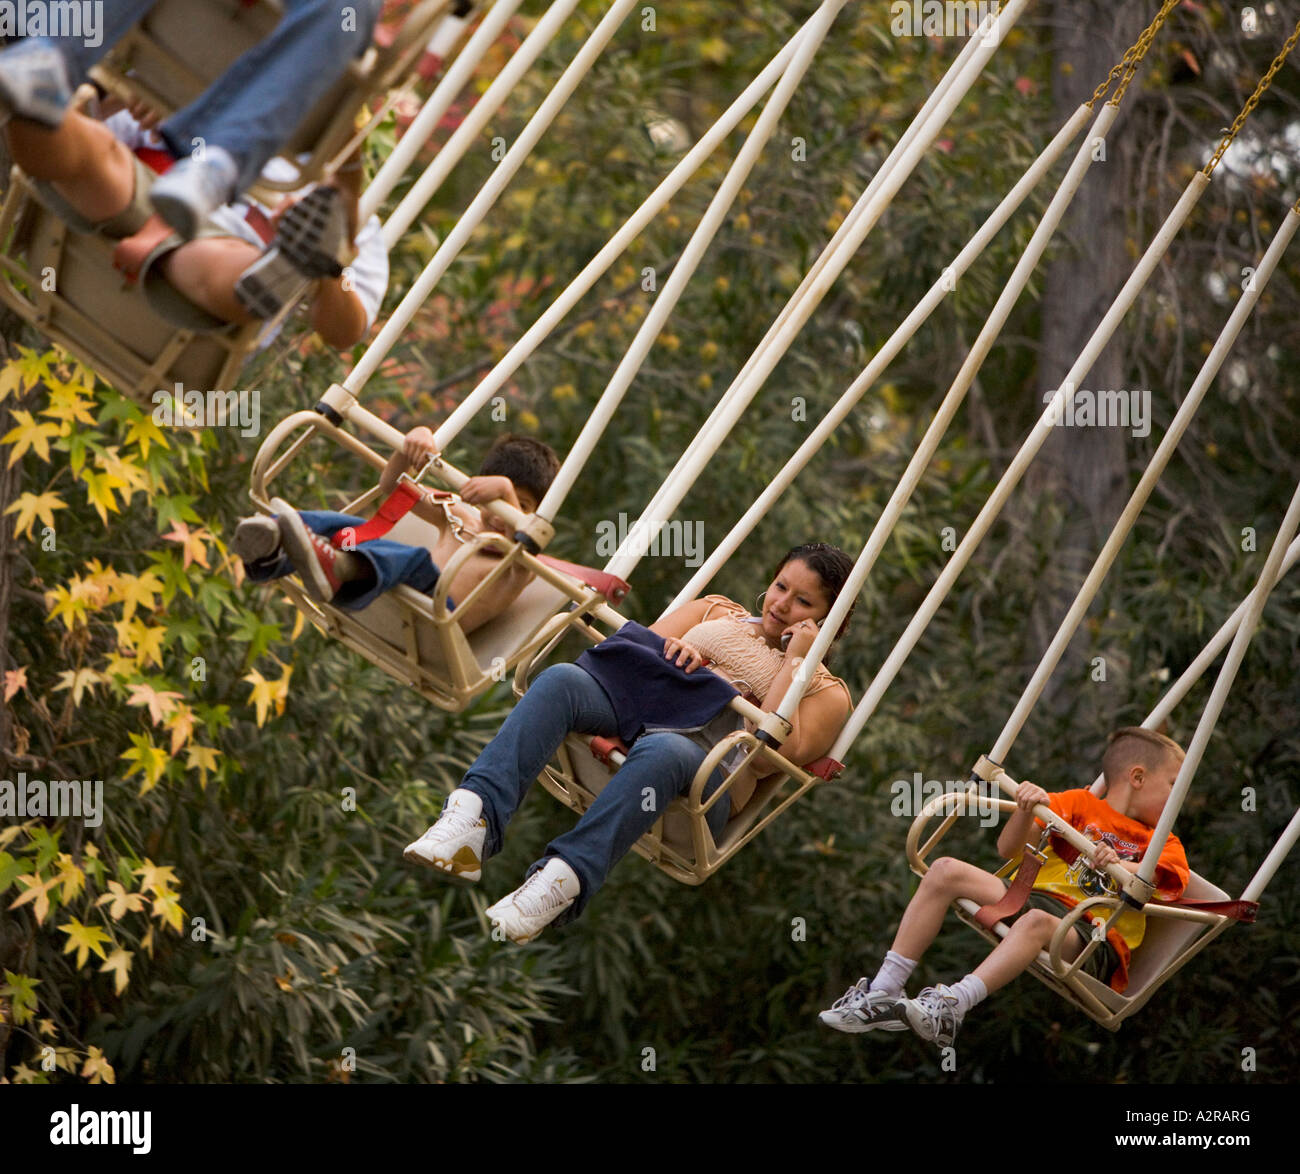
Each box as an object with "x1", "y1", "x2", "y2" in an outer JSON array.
[{"x1": 1030, "y1": 789, "x2": 1190, "y2": 992}]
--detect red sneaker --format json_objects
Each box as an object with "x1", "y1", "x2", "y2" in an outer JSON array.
[{"x1": 271, "y1": 499, "x2": 348, "y2": 603}]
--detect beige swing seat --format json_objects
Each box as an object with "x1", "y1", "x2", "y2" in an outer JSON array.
[
  {"x1": 513, "y1": 625, "x2": 845, "y2": 886},
  {"x1": 0, "y1": 167, "x2": 261, "y2": 402},
  {"x1": 87, "y1": 0, "x2": 469, "y2": 195},
  {"x1": 906, "y1": 785, "x2": 1247, "y2": 1031}
]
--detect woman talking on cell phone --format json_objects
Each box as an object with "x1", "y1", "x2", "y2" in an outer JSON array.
[{"x1": 404, "y1": 542, "x2": 856, "y2": 941}]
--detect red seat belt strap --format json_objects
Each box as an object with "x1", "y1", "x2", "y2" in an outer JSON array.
[
  {"x1": 330, "y1": 482, "x2": 424, "y2": 548},
  {"x1": 974, "y1": 844, "x2": 1046, "y2": 929}
]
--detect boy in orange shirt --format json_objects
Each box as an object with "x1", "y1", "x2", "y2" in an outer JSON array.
[{"x1": 819, "y1": 727, "x2": 1190, "y2": 1046}]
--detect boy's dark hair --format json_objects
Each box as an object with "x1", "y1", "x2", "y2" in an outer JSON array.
[
  {"x1": 479, "y1": 434, "x2": 560, "y2": 503},
  {"x1": 1102, "y1": 727, "x2": 1185, "y2": 788},
  {"x1": 770, "y1": 542, "x2": 857, "y2": 660}
]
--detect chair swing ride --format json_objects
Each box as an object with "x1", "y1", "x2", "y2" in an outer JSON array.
[{"x1": 6, "y1": 0, "x2": 1299, "y2": 1033}]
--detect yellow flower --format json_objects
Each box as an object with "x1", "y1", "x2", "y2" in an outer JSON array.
[
  {"x1": 699, "y1": 341, "x2": 719, "y2": 362},
  {"x1": 551, "y1": 383, "x2": 577, "y2": 402}
]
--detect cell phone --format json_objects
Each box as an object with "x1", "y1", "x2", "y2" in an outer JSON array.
[{"x1": 781, "y1": 618, "x2": 823, "y2": 650}]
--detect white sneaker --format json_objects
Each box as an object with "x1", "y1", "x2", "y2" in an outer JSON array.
[
  {"x1": 150, "y1": 147, "x2": 239, "y2": 239},
  {"x1": 0, "y1": 42, "x2": 73, "y2": 128},
  {"x1": 903, "y1": 984, "x2": 965, "y2": 1048},
  {"x1": 403, "y1": 789, "x2": 486, "y2": 884},
  {"x1": 486, "y1": 858, "x2": 580, "y2": 943},
  {"x1": 818, "y1": 979, "x2": 909, "y2": 1034}
]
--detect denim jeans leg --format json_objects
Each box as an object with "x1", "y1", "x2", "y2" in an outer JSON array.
[
  {"x1": 157, "y1": 0, "x2": 383, "y2": 191},
  {"x1": 32, "y1": 1, "x2": 153, "y2": 83},
  {"x1": 538, "y1": 732, "x2": 731, "y2": 921},
  {"x1": 458, "y1": 664, "x2": 619, "y2": 858}
]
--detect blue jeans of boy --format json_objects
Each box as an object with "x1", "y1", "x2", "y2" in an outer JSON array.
[
  {"x1": 37, "y1": 0, "x2": 383, "y2": 192},
  {"x1": 245, "y1": 510, "x2": 444, "y2": 612},
  {"x1": 459, "y1": 663, "x2": 732, "y2": 922}
]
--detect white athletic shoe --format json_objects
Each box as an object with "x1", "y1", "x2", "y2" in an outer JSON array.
[
  {"x1": 818, "y1": 979, "x2": 909, "y2": 1034},
  {"x1": 0, "y1": 42, "x2": 72, "y2": 128},
  {"x1": 485, "y1": 858, "x2": 580, "y2": 943},
  {"x1": 903, "y1": 984, "x2": 965, "y2": 1048},
  {"x1": 403, "y1": 789, "x2": 487, "y2": 884},
  {"x1": 150, "y1": 147, "x2": 239, "y2": 240}
]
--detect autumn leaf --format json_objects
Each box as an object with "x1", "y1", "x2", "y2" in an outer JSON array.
[
  {"x1": 120, "y1": 733, "x2": 169, "y2": 794},
  {"x1": 2, "y1": 410, "x2": 62, "y2": 465},
  {"x1": 117, "y1": 571, "x2": 165, "y2": 623},
  {"x1": 52, "y1": 667, "x2": 106, "y2": 707},
  {"x1": 123, "y1": 412, "x2": 169, "y2": 459},
  {"x1": 185, "y1": 744, "x2": 221, "y2": 789},
  {"x1": 95, "y1": 880, "x2": 147, "y2": 921},
  {"x1": 126, "y1": 682, "x2": 184, "y2": 725},
  {"x1": 133, "y1": 859, "x2": 180, "y2": 897},
  {"x1": 58, "y1": 917, "x2": 111, "y2": 968},
  {"x1": 164, "y1": 704, "x2": 196, "y2": 755},
  {"x1": 243, "y1": 665, "x2": 292, "y2": 727},
  {"x1": 161, "y1": 520, "x2": 212, "y2": 570},
  {"x1": 151, "y1": 891, "x2": 184, "y2": 934},
  {"x1": 81, "y1": 1045, "x2": 115, "y2": 1085},
  {"x1": 80, "y1": 467, "x2": 127, "y2": 524},
  {"x1": 3, "y1": 666, "x2": 26, "y2": 703},
  {"x1": 40, "y1": 382, "x2": 97, "y2": 430},
  {"x1": 3, "y1": 490, "x2": 67, "y2": 540},
  {"x1": 100, "y1": 948, "x2": 133, "y2": 996},
  {"x1": 8, "y1": 872, "x2": 62, "y2": 924},
  {"x1": 0, "y1": 970, "x2": 41, "y2": 1024}
]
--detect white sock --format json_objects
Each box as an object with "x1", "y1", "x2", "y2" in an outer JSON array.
[
  {"x1": 537, "y1": 856, "x2": 581, "y2": 899},
  {"x1": 445, "y1": 788, "x2": 482, "y2": 820},
  {"x1": 871, "y1": 950, "x2": 918, "y2": 997},
  {"x1": 948, "y1": 974, "x2": 988, "y2": 1016}
]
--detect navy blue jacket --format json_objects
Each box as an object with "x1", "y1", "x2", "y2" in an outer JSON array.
[{"x1": 576, "y1": 621, "x2": 739, "y2": 744}]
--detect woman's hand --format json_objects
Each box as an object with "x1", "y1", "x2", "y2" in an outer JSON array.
[
  {"x1": 662, "y1": 636, "x2": 706, "y2": 673},
  {"x1": 403, "y1": 426, "x2": 438, "y2": 469},
  {"x1": 782, "y1": 618, "x2": 820, "y2": 659}
]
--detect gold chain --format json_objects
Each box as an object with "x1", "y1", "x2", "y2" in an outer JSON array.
[
  {"x1": 1205, "y1": 19, "x2": 1300, "y2": 176},
  {"x1": 1088, "y1": 0, "x2": 1180, "y2": 109}
]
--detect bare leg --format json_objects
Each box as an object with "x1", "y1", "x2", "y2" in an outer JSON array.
[
  {"x1": 972, "y1": 908, "x2": 1087, "y2": 995},
  {"x1": 891, "y1": 856, "x2": 1006, "y2": 960},
  {"x1": 157, "y1": 237, "x2": 261, "y2": 324},
  {"x1": 5, "y1": 111, "x2": 134, "y2": 222}
]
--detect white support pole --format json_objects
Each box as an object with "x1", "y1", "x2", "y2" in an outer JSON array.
[
  {"x1": 604, "y1": 0, "x2": 1031, "y2": 582},
  {"x1": 670, "y1": 100, "x2": 1098, "y2": 614},
  {"x1": 826, "y1": 171, "x2": 1212, "y2": 758},
  {"x1": 1137, "y1": 475, "x2": 1300, "y2": 887},
  {"x1": 535, "y1": 0, "x2": 851, "y2": 522},
  {"x1": 1242, "y1": 805, "x2": 1300, "y2": 902},
  {"x1": 990, "y1": 206, "x2": 1300, "y2": 763},
  {"x1": 361, "y1": 0, "x2": 526, "y2": 221},
  {"x1": 381, "y1": 0, "x2": 582, "y2": 247},
  {"x1": 345, "y1": 0, "x2": 636, "y2": 396},
  {"x1": 425, "y1": 19, "x2": 816, "y2": 451}
]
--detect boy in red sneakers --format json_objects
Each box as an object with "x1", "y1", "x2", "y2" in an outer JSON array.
[
  {"x1": 232, "y1": 428, "x2": 560, "y2": 635},
  {"x1": 819, "y1": 728, "x2": 1190, "y2": 1046}
]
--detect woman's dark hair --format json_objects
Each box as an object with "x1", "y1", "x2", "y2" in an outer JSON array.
[
  {"x1": 479, "y1": 434, "x2": 561, "y2": 502},
  {"x1": 770, "y1": 542, "x2": 856, "y2": 656}
]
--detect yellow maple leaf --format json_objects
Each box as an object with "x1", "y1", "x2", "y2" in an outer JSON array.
[
  {"x1": 123, "y1": 412, "x2": 169, "y2": 459},
  {"x1": 3, "y1": 666, "x2": 26, "y2": 703},
  {"x1": 116, "y1": 618, "x2": 166, "y2": 668},
  {"x1": 0, "y1": 359, "x2": 23, "y2": 403},
  {"x1": 3, "y1": 490, "x2": 66, "y2": 540},
  {"x1": 53, "y1": 854, "x2": 85, "y2": 902},
  {"x1": 164, "y1": 703, "x2": 196, "y2": 755},
  {"x1": 40, "y1": 383, "x2": 97, "y2": 430},
  {"x1": 8, "y1": 872, "x2": 62, "y2": 925},
  {"x1": 185, "y1": 744, "x2": 221, "y2": 789},
  {"x1": 58, "y1": 918, "x2": 111, "y2": 968},
  {"x1": 133, "y1": 859, "x2": 180, "y2": 897},
  {"x1": 151, "y1": 891, "x2": 184, "y2": 934},
  {"x1": 81, "y1": 1045, "x2": 115, "y2": 1085},
  {"x1": 120, "y1": 735, "x2": 169, "y2": 794},
  {"x1": 242, "y1": 668, "x2": 276, "y2": 727},
  {"x1": 52, "y1": 667, "x2": 106, "y2": 706},
  {"x1": 100, "y1": 948, "x2": 133, "y2": 996},
  {"x1": 117, "y1": 571, "x2": 164, "y2": 624},
  {"x1": 80, "y1": 467, "x2": 127, "y2": 524},
  {"x1": 94, "y1": 880, "x2": 147, "y2": 921},
  {"x1": 2, "y1": 409, "x2": 61, "y2": 465},
  {"x1": 96, "y1": 446, "x2": 150, "y2": 507}
]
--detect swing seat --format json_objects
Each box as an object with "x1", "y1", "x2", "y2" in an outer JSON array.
[
  {"x1": 0, "y1": 168, "x2": 263, "y2": 402},
  {"x1": 88, "y1": 0, "x2": 466, "y2": 194},
  {"x1": 907, "y1": 789, "x2": 1240, "y2": 1030}
]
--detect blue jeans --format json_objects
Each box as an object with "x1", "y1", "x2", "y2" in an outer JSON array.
[
  {"x1": 39, "y1": 0, "x2": 382, "y2": 192},
  {"x1": 245, "y1": 510, "x2": 445, "y2": 612},
  {"x1": 459, "y1": 663, "x2": 732, "y2": 922}
]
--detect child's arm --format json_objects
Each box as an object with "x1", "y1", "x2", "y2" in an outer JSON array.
[
  {"x1": 996, "y1": 780, "x2": 1051, "y2": 859},
  {"x1": 459, "y1": 475, "x2": 520, "y2": 536},
  {"x1": 378, "y1": 426, "x2": 453, "y2": 530}
]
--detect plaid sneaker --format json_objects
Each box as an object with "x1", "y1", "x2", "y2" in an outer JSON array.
[
  {"x1": 818, "y1": 979, "x2": 908, "y2": 1034},
  {"x1": 903, "y1": 984, "x2": 964, "y2": 1047}
]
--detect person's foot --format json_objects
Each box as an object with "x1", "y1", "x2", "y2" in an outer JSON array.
[
  {"x1": 231, "y1": 514, "x2": 282, "y2": 567},
  {"x1": 485, "y1": 858, "x2": 580, "y2": 943},
  {"x1": 403, "y1": 789, "x2": 487, "y2": 884},
  {"x1": 818, "y1": 979, "x2": 909, "y2": 1034},
  {"x1": 235, "y1": 186, "x2": 352, "y2": 319},
  {"x1": 0, "y1": 41, "x2": 72, "y2": 129},
  {"x1": 903, "y1": 984, "x2": 964, "y2": 1048},
  {"x1": 149, "y1": 147, "x2": 239, "y2": 240},
  {"x1": 271, "y1": 497, "x2": 363, "y2": 603}
]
